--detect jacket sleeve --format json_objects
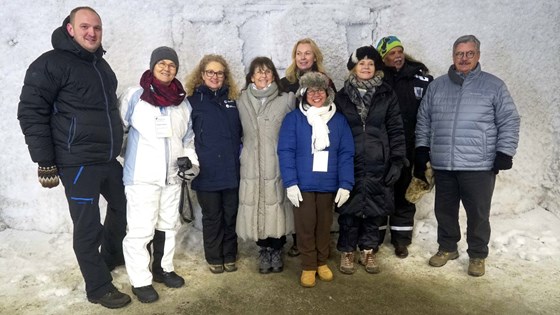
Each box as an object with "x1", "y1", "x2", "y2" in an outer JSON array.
[
  {"x1": 415, "y1": 84, "x2": 433, "y2": 148},
  {"x1": 494, "y1": 83, "x2": 520, "y2": 156},
  {"x1": 277, "y1": 112, "x2": 298, "y2": 188},
  {"x1": 17, "y1": 56, "x2": 61, "y2": 165},
  {"x1": 337, "y1": 116, "x2": 355, "y2": 190},
  {"x1": 385, "y1": 92, "x2": 407, "y2": 162},
  {"x1": 182, "y1": 99, "x2": 199, "y2": 166}
]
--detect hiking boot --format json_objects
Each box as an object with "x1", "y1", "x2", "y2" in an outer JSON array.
[
  {"x1": 270, "y1": 249, "x2": 284, "y2": 273},
  {"x1": 359, "y1": 249, "x2": 380, "y2": 274},
  {"x1": 468, "y1": 258, "x2": 485, "y2": 277},
  {"x1": 88, "y1": 287, "x2": 131, "y2": 309},
  {"x1": 429, "y1": 250, "x2": 459, "y2": 267},
  {"x1": 208, "y1": 264, "x2": 224, "y2": 274},
  {"x1": 300, "y1": 270, "x2": 316, "y2": 288},
  {"x1": 153, "y1": 271, "x2": 185, "y2": 288},
  {"x1": 259, "y1": 247, "x2": 272, "y2": 274},
  {"x1": 317, "y1": 264, "x2": 333, "y2": 281},
  {"x1": 394, "y1": 245, "x2": 409, "y2": 259},
  {"x1": 288, "y1": 244, "x2": 300, "y2": 257},
  {"x1": 339, "y1": 252, "x2": 355, "y2": 275},
  {"x1": 224, "y1": 262, "x2": 238, "y2": 272},
  {"x1": 132, "y1": 285, "x2": 159, "y2": 303}
]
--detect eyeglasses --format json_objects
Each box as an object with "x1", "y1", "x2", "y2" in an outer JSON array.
[
  {"x1": 454, "y1": 51, "x2": 477, "y2": 59},
  {"x1": 156, "y1": 61, "x2": 177, "y2": 70},
  {"x1": 307, "y1": 88, "x2": 326, "y2": 95},
  {"x1": 204, "y1": 70, "x2": 225, "y2": 78},
  {"x1": 254, "y1": 69, "x2": 272, "y2": 76}
]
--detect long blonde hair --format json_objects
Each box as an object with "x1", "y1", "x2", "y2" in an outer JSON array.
[
  {"x1": 184, "y1": 54, "x2": 239, "y2": 100},
  {"x1": 284, "y1": 38, "x2": 327, "y2": 84}
]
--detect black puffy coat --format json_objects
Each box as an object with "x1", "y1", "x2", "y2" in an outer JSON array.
[
  {"x1": 383, "y1": 60, "x2": 432, "y2": 162},
  {"x1": 335, "y1": 81, "x2": 406, "y2": 217},
  {"x1": 18, "y1": 16, "x2": 122, "y2": 167}
]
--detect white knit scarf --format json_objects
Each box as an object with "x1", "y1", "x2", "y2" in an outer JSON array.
[{"x1": 299, "y1": 102, "x2": 336, "y2": 153}]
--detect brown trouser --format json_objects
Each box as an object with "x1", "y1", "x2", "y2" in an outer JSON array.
[{"x1": 294, "y1": 192, "x2": 335, "y2": 270}]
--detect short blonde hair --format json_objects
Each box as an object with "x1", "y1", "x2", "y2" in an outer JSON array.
[{"x1": 184, "y1": 54, "x2": 239, "y2": 100}]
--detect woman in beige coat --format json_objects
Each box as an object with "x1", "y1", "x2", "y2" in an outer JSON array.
[{"x1": 236, "y1": 57, "x2": 296, "y2": 273}]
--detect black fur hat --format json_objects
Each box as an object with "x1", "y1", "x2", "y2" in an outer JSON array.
[{"x1": 346, "y1": 45, "x2": 382, "y2": 70}]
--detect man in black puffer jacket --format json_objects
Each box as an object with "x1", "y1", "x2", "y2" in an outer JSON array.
[
  {"x1": 17, "y1": 6, "x2": 130, "y2": 309},
  {"x1": 376, "y1": 36, "x2": 433, "y2": 259}
]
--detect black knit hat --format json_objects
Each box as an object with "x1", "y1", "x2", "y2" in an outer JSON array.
[
  {"x1": 346, "y1": 45, "x2": 382, "y2": 70},
  {"x1": 150, "y1": 46, "x2": 179, "y2": 72}
]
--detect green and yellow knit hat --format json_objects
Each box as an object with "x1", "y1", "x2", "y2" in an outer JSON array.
[{"x1": 376, "y1": 36, "x2": 403, "y2": 59}]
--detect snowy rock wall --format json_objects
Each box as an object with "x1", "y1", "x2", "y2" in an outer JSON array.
[{"x1": 1, "y1": 0, "x2": 559, "y2": 232}]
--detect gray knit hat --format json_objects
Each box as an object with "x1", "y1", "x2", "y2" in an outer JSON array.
[
  {"x1": 150, "y1": 46, "x2": 179, "y2": 72},
  {"x1": 296, "y1": 72, "x2": 335, "y2": 107}
]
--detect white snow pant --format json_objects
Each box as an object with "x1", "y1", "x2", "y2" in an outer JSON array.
[{"x1": 123, "y1": 183, "x2": 181, "y2": 287}]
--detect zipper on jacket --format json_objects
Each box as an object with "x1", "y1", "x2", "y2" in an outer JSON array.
[
  {"x1": 161, "y1": 107, "x2": 171, "y2": 185},
  {"x1": 93, "y1": 57, "x2": 115, "y2": 161}
]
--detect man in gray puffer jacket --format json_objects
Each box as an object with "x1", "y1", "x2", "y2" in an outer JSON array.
[{"x1": 415, "y1": 35, "x2": 520, "y2": 277}]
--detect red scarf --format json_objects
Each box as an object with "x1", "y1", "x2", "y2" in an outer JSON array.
[{"x1": 139, "y1": 70, "x2": 186, "y2": 107}]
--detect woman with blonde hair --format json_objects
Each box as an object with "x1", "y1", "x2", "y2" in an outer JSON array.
[{"x1": 185, "y1": 54, "x2": 242, "y2": 274}]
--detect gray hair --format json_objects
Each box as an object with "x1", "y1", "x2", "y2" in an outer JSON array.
[{"x1": 453, "y1": 35, "x2": 480, "y2": 52}]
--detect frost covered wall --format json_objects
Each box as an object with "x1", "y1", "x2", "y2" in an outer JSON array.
[{"x1": 1, "y1": 0, "x2": 559, "y2": 233}]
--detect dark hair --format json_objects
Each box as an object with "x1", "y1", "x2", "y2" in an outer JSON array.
[
  {"x1": 69, "y1": 6, "x2": 100, "y2": 24},
  {"x1": 244, "y1": 57, "x2": 284, "y2": 95}
]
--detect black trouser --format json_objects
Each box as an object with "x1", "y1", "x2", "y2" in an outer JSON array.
[
  {"x1": 257, "y1": 236, "x2": 286, "y2": 250},
  {"x1": 434, "y1": 170, "x2": 496, "y2": 259},
  {"x1": 58, "y1": 160, "x2": 127, "y2": 299},
  {"x1": 379, "y1": 165, "x2": 415, "y2": 247},
  {"x1": 337, "y1": 214, "x2": 380, "y2": 252},
  {"x1": 197, "y1": 189, "x2": 239, "y2": 265}
]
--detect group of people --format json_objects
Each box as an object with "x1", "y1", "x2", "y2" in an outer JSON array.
[{"x1": 17, "y1": 6, "x2": 520, "y2": 309}]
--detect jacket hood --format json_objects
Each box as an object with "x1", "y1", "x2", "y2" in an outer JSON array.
[{"x1": 51, "y1": 15, "x2": 105, "y2": 61}]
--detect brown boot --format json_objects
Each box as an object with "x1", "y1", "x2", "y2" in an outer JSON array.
[
  {"x1": 359, "y1": 249, "x2": 380, "y2": 274},
  {"x1": 339, "y1": 252, "x2": 355, "y2": 275},
  {"x1": 429, "y1": 250, "x2": 459, "y2": 267},
  {"x1": 468, "y1": 258, "x2": 485, "y2": 277}
]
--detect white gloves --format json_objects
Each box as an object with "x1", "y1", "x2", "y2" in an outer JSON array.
[
  {"x1": 334, "y1": 188, "x2": 350, "y2": 207},
  {"x1": 287, "y1": 185, "x2": 303, "y2": 207}
]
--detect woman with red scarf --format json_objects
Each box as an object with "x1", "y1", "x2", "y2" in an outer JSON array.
[{"x1": 120, "y1": 47, "x2": 199, "y2": 303}]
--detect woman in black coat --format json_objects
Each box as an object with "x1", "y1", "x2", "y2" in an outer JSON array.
[{"x1": 335, "y1": 46, "x2": 407, "y2": 275}]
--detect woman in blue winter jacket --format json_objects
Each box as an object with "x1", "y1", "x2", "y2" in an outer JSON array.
[
  {"x1": 184, "y1": 54, "x2": 242, "y2": 274},
  {"x1": 278, "y1": 71, "x2": 354, "y2": 288}
]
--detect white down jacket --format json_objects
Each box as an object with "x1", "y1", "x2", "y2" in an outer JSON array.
[
  {"x1": 120, "y1": 86, "x2": 199, "y2": 186},
  {"x1": 416, "y1": 64, "x2": 520, "y2": 171}
]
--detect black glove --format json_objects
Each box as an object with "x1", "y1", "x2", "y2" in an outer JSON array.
[
  {"x1": 384, "y1": 162, "x2": 402, "y2": 186},
  {"x1": 38, "y1": 165, "x2": 59, "y2": 188},
  {"x1": 413, "y1": 146, "x2": 430, "y2": 183},
  {"x1": 492, "y1": 151, "x2": 513, "y2": 174}
]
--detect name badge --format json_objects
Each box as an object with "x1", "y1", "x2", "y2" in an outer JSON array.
[
  {"x1": 312, "y1": 150, "x2": 329, "y2": 172},
  {"x1": 155, "y1": 116, "x2": 172, "y2": 138}
]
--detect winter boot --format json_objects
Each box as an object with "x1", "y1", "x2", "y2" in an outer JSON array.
[
  {"x1": 270, "y1": 249, "x2": 284, "y2": 272},
  {"x1": 259, "y1": 247, "x2": 272, "y2": 274},
  {"x1": 468, "y1": 258, "x2": 485, "y2": 277},
  {"x1": 339, "y1": 252, "x2": 355, "y2": 275},
  {"x1": 88, "y1": 287, "x2": 131, "y2": 309},
  {"x1": 429, "y1": 250, "x2": 459, "y2": 267},
  {"x1": 317, "y1": 264, "x2": 333, "y2": 281},
  {"x1": 131, "y1": 285, "x2": 159, "y2": 303},
  {"x1": 300, "y1": 270, "x2": 316, "y2": 288},
  {"x1": 359, "y1": 249, "x2": 380, "y2": 274}
]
